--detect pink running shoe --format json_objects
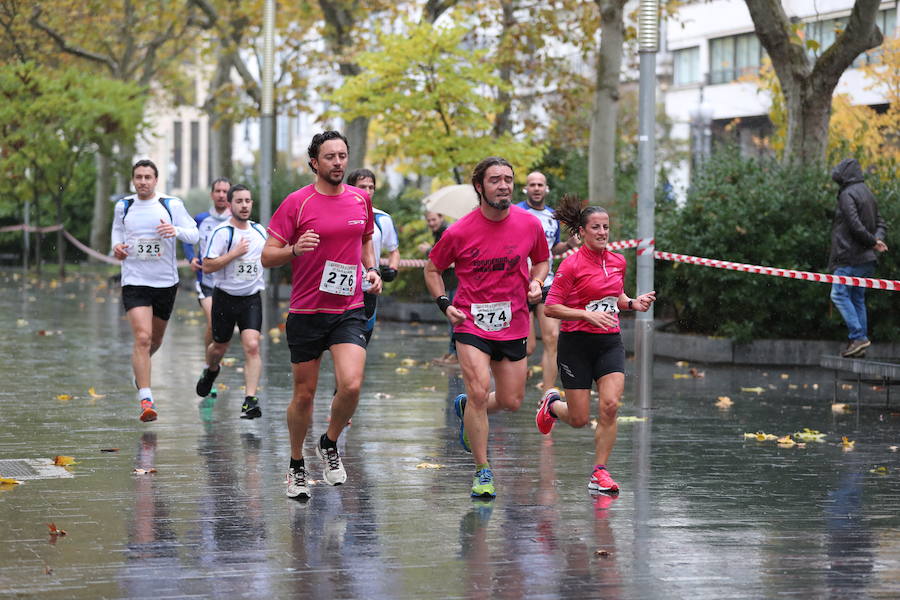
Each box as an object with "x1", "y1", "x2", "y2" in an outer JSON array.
[
  {"x1": 588, "y1": 466, "x2": 619, "y2": 493},
  {"x1": 535, "y1": 388, "x2": 560, "y2": 435}
]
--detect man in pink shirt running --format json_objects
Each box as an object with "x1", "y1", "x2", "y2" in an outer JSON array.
[
  {"x1": 425, "y1": 156, "x2": 549, "y2": 499},
  {"x1": 262, "y1": 131, "x2": 382, "y2": 500}
]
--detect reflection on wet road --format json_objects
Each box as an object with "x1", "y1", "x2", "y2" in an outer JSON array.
[{"x1": 1, "y1": 273, "x2": 898, "y2": 598}]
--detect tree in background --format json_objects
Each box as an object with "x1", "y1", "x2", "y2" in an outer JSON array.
[
  {"x1": 753, "y1": 33, "x2": 898, "y2": 173},
  {"x1": 330, "y1": 21, "x2": 542, "y2": 184},
  {"x1": 19, "y1": 0, "x2": 206, "y2": 254},
  {"x1": 744, "y1": 0, "x2": 884, "y2": 164},
  {"x1": 0, "y1": 62, "x2": 144, "y2": 273}
]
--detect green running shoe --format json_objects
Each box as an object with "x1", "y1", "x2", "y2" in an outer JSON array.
[{"x1": 471, "y1": 468, "x2": 496, "y2": 498}]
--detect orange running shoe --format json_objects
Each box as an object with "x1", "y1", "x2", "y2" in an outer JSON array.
[{"x1": 139, "y1": 398, "x2": 157, "y2": 422}]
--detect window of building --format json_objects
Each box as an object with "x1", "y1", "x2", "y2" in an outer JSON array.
[
  {"x1": 171, "y1": 121, "x2": 182, "y2": 190},
  {"x1": 674, "y1": 47, "x2": 701, "y2": 86},
  {"x1": 190, "y1": 120, "x2": 200, "y2": 189},
  {"x1": 806, "y1": 8, "x2": 896, "y2": 66},
  {"x1": 709, "y1": 32, "x2": 762, "y2": 84}
]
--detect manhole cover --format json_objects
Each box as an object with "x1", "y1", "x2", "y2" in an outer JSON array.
[{"x1": 0, "y1": 459, "x2": 74, "y2": 480}]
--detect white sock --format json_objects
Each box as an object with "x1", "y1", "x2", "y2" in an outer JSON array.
[{"x1": 138, "y1": 388, "x2": 153, "y2": 401}]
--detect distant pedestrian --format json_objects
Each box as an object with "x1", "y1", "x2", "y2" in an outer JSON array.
[
  {"x1": 828, "y1": 158, "x2": 888, "y2": 358},
  {"x1": 537, "y1": 194, "x2": 656, "y2": 495}
]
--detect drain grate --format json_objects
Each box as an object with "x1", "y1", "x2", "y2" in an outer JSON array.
[{"x1": 0, "y1": 459, "x2": 75, "y2": 480}]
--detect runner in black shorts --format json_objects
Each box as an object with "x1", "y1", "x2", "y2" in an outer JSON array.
[
  {"x1": 111, "y1": 159, "x2": 199, "y2": 422},
  {"x1": 537, "y1": 194, "x2": 656, "y2": 495},
  {"x1": 262, "y1": 131, "x2": 382, "y2": 500},
  {"x1": 195, "y1": 184, "x2": 268, "y2": 420},
  {"x1": 425, "y1": 156, "x2": 549, "y2": 499}
]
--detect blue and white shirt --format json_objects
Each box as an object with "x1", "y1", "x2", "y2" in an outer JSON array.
[
  {"x1": 516, "y1": 201, "x2": 560, "y2": 285},
  {"x1": 183, "y1": 207, "x2": 231, "y2": 288}
]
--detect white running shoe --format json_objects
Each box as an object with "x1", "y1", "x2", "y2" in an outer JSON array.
[
  {"x1": 286, "y1": 466, "x2": 310, "y2": 498},
  {"x1": 316, "y1": 441, "x2": 347, "y2": 486}
]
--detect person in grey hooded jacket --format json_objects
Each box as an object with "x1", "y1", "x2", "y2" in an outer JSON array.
[{"x1": 828, "y1": 158, "x2": 888, "y2": 358}]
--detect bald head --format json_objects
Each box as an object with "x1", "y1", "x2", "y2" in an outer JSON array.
[{"x1": 525, "y1": 171, "x2": 548, "y2": 209}]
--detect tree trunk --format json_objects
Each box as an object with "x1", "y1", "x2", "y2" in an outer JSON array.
[
  {"x1": 207, "y1": 48, "x2": 235, "y2": 180},
  {"x1": 90, "y1": 151, "x2": 113, "y2": 257},
  {"x1": 492, "y1": 0, "x2": 515, "y2": 138},
  {"x1": 56, "y1": 194, "x2": 65, "y2": 277},
  {"x1": 588, "y1": 0, "x2": 626, "y2": 209},
  {"x1": 744, "y1": 0, "x2": 883, "y2": 164},
  {"x1": 345, "y1": 115, "x2": 369, "y2": 171}
]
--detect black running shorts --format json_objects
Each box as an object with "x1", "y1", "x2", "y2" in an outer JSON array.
[
  {"x1": 557, "y1": 331, "x2": 625, "y2": 389},
  {"x1": 197, "y1": 282, "x2": 215, "y2": 301},
  {"x1": 454, "y1": 332, "x2": 528, "y2": 362},
  {"x1": 122, "y1": 284, "x2": 178, "y2": 321},
  {"x1": 286, "y1": 308, "x2": 368, "y2": 363},
  {"x1": 528, "y1": 285, "x2": 552, "y2": 313},
  {"x1": 211, "y1": 289, "x2": 263, "y2": 343}
]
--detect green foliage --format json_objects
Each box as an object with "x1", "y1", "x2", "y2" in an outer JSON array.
[
  {"x1": 655, "y1": 150, "x2": 899, "y2": 342},
  {"x1": 329, "y1": 20, "x2": 543, "y2": 183},
  {"x1": 0, "y1": 62, "x2": 145, "y2": 260}
]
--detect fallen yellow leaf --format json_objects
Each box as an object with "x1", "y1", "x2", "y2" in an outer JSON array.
[
  {"x1": 675, "y1": 361, "x2": 689, "y2": 367},
  {"x1": 415, "y1": 462, "x2": 445, "y2": 469},
  {"x1": 741, "y1": 387, "x2": 765, "y2": 394},
  {"x1": 841, "y1": 436, "x2": 855, "y2": 450},
  {"x1": 52, "y1": 456, "x2": 77, "y2": 466},
  {"x1": 395, "y1": 367, "x2": 409, "y2": 374},
  {"x1": 869, "y1": 466, "x2": 888, "y2": 475},
  {"x1": 399, "y1": 358, "x2": 417, "y2": 367},
  {"x1": 714, "y1": 396, "x2": 733, "y2": 408},
  {"x1": 831, "y1": 403, "x2": 852, "y2": 414},
  {"x1": 221, "y1": 357, "x2": 237, "y2": 367},
  {"x1": 780, "y1": 373, "x2": 789, "y2": 379},
  {"x1": 617, "y1": 416, "x2": 646, "y2": 423},
  {"x1": 87, "y1": 387, "x2": 106, "y2": 399},
  {"x1": 55, "y1": 394, "x2": 71, "y2": 401},
  {"x1": 793, "y1": 428, "x2": 826, "y2": 442},
  {"x1": 673, "y1": 373, "x2": 691, "y2": 380},
  {"x1": 133, "y1": 468, "x2": 157, "y2": 474},
  {"x1": 383, "y1": 352, "x2": 397, "y2": 358},
  {"x1": 0, "y1": 477, "x2": 23, "y2": 485},
  {"x1": 47, "y1": 523, "x2": 67, "y2": 536},
  {"x1": 776, "y1": 435, "x2": 796, "y2": 447}
]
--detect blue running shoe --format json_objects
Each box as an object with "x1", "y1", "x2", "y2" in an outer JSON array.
[{"x1": 453, "y1": 393, "x2": 471, "y2": 453}]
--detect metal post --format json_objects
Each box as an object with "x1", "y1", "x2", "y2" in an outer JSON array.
[
  {"x1": 259, "y1": 0, "x2": 275, "y2": 299},
  {"x1": 259, "y1": 0, "x2": 275, "y2": 229},
  {"x1": 635, "y1": 0, "x2": 659, "y2": 411}
]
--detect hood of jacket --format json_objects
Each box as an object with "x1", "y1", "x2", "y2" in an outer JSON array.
[{"x1": 831, "y1": 158, "x2": 864, "y2": 187}]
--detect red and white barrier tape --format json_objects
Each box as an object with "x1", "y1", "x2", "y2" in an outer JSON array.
[
  {"x1": 6, "y1": 223, "x2": 897, "y2": 290},
  {"x1": 654, "y1": 250, "x2": 900, "y2": 291}
]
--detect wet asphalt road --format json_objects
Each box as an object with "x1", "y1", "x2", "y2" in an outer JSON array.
[{"x1": 1, "y1": 271, "x2": 899, "y2": 599}]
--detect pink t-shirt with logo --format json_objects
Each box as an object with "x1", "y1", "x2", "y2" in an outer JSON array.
[
  {"x1": 429, "y1": 205, "x2": 550, "y2": 340},
  {"x1": 267, "y1": 183, "x2": 373, "y2": 314},
  {"x1": 545, "y1": 245, "x2": 627, "y2": 334}
]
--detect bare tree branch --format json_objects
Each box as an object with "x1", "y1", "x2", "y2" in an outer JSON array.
[{"x1": 29, "y1": 6, "x2": 116, "y2": 73}]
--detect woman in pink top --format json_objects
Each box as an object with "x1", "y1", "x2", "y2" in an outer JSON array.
[{"x1": 537, "y1": 195, "x2": 656, "y2": 495}]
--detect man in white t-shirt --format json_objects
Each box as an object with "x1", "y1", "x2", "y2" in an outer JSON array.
[
  {"x1": 111, "y1": 159, "x2": 199, "y2": 422},
  {"x1": 195, "y1": 184, "x2": 268, "y2": 420},
  {"x1": 347, "y1": 168, "x2": 400, "y2": 344}
]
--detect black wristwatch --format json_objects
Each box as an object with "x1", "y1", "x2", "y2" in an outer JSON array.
[
  {"x1": 366, "y1": 266, "x2": 380, "y2": 275},
  {"x1": 628, "y1": 299, "x2": 634, "y2": 310}
]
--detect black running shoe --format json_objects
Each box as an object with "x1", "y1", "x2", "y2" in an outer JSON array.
[
  {"x1": 241, "y1": 396, "x2": 262, "y2": 419},
  {"x1": 195, "y1": 367, "x2": 220, "y2": 397}
]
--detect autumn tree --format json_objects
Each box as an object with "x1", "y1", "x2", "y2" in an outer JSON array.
[
  {"x1": 21, "y1": 0, "x2": 207, "y2": 253},
  {"x1": 744, "y1": 0, "x2": 884, "y2": 164},
  {"x1": 0, "y1": 62, "x2": 144, "y2": 273},
  {"x1": 330, "y1": 21, "x2": 543, "y2": 183}
]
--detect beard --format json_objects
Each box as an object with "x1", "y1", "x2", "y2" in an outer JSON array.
[
  {"x1": 484, "y1": 197, "x2": 511, "y2": 211},
  {"x1": 323, "y1": 170, "x2": 344, "y2": 186}
]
